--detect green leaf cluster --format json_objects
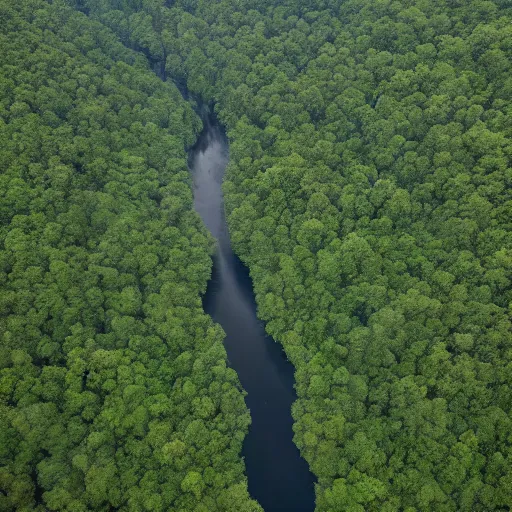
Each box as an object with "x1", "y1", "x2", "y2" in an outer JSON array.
[{"x1": 0, "y1": 2, "x2": 259, "y2": 511}]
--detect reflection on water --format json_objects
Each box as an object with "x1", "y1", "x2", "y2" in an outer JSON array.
[{"x1": 189, "y1": 115, "x2": 315, "y2": 512}]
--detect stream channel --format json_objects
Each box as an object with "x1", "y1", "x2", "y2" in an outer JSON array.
[{"x1": 189, "y1": 111, "x2": 315, "y2": 512}]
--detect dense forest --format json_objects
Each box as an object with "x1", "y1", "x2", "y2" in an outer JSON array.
[
  {"x1": 0, "y1": 2, "x2": 261, "y2": 511},
  {"x1": 1, "y1": 0, "x2": 512, "y2": 510}
]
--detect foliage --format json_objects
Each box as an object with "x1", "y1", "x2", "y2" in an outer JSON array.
[
  {"x1": 0, "y1": 1, "x2": 260, "y2": 511},
  {"x1": 3, "y1": 0, "x2": 512, "y2": 510},
  {"x1": 75, "y1": 0, "x2": 512, "y2": 510}
]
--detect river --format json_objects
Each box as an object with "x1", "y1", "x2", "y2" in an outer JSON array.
[{"x1": 189, "y1": 113, "x2": 315, "y2": 512}]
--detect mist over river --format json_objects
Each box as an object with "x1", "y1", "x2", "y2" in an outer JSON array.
[{"x1": 189, "y1": 113, "x2": 315, "y2": 512}]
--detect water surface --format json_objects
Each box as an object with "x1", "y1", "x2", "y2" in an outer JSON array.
[{"x1": 189, "y1": 114, "x2": 315, "y2": 512}]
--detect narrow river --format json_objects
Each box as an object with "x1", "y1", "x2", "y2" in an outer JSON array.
[{"x1": 189, "y1": 113, "x2": 315, "y2": 512}]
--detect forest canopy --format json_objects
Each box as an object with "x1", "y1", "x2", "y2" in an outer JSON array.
[
  {"x1": 2, "y1": 0, "x2": 512, "y2": 510},
  {"x1": 0, "y1": 1, "x2": 260, "y2": 511},
  {"x1": 75, "y1": 0, "x2": 512, "y2": 510}
]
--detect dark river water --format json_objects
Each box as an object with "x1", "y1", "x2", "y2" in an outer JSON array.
[{"x1": 189, "y1": 114, "x2": 315, "y2": 512}]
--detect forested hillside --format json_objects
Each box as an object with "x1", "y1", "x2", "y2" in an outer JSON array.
[
  {"x1": 0, "y1": 2, "x2": 260, "y2": 511},
  {"x1": 70, "y1": 0, "x2": 512, "y2": 510}
]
